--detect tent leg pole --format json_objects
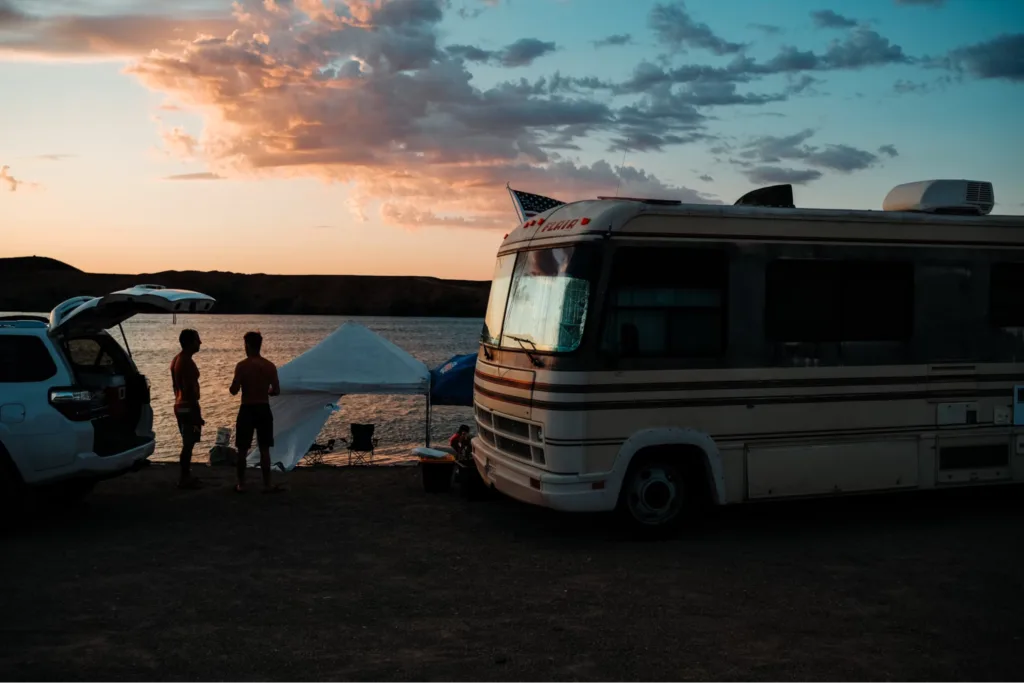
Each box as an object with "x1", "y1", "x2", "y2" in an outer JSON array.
[{"x1": 425, "y1": 394, "x2": 431, "y2": 448}]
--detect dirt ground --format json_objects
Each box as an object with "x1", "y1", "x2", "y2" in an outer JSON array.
[{"x1": 1, "y1": 463, "x2": 1023, "y2": 682}]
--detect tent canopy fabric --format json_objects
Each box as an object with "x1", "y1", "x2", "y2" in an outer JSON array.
[
  {"x1": 429, "y1": 353, "x2": 477, "y2": 407},
  {"x1": 278, "y1": 322, "x2": 430, "y2": 396},
  {"x1": 246, "y1": 323, "x2": 430, "y2": 471}
]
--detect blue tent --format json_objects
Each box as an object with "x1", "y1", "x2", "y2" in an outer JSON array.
[{"x1": 429, "y1": 353, "x2": 477, "y2": 406}]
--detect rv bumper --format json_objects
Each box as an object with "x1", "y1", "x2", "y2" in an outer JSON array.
[{"x1": 472, "y1": 440, "x2": 617, "y2": 513}]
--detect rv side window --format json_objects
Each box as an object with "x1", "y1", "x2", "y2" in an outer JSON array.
[
  {"x1": 601, "y1": 246, "x2": 727, "y2": 358},
  {"x1": 989, "y1": 262, "x2": 1024, "y2": 328},
  {"x1": 765, "y1": 259, "x2": 913, "y2": 342}
]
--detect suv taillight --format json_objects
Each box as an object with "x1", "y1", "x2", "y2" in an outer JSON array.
[{"x1": 49, "y1": 387, "x2": 101, "y2": 421}]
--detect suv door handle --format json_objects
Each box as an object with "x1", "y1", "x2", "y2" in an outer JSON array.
[{"x1": 0, "y1": 404, "x2": 26, "y2": 423}]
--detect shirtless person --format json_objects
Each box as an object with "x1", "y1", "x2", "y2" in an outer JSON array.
[
  {"x1": 229, "y1": 331, "x2": 281, "y2": 493},
  {"x1": 171, "y1": 328, "x2": 204, "y2": 489}
]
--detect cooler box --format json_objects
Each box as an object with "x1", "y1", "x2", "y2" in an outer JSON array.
[{"x1": 414, "y1": 447, "x2": 455, "y2": 493}]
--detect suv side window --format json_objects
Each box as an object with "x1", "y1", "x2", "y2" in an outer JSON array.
[{"x1": 0, "y1": 335, "x2": 58, "y2": 383}]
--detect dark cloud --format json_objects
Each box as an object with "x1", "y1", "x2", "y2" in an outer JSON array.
[
  {"x1": 612, "y1": 26, "x2": 910, "y2": 95},
  {"x1": 746, "y1": 166, "x2": 824, "y2": 185},
  {"x1": 447, "y1": 38, "x2": 557, "y2": 67},
  {"x1": 610, "y1": 85, "x2": 708, "y2": 152},
  {"x1": 758, "y1": 28, "x2": 910, "y2": 72},
  {"x1": 457, "y1": 0, "x2": 499, "y2": 20},
  {"x1": 164, "y1": 172, "x2": 223, "y2": 180},
  {"x1": 943, "y1": 34, "x2": 1024, "y2": 83},
  {"x1": 593, "y1": 34, "x2": 632, "y2": 48},
  {"x1": 893, "y1": 78, "x2": 931, "y2": 94},
  {"x1": 737, "y1": 129, "x2": 894, "y2": 179},
  {"x1": 749, "y1": 23, "x2": 782, "y2": 35},
  {"x1": 0, "y1": 3, "x2": 234, "y2": 58},
  {"x1": 0, "y1": 0, "x2": 28, "y2": 25},
  {"x1": 648, "y1": 1, "x2": 745, "y2": 55},
  {"x1": 811, "y1": 10, "x2": 858, "y2": 29},
  {"x1": 446, "y1": 43, "x2": 493, "y2": 62},
  {"x1": 699, "y1": 174, "x2": 714, "y2": 182},
  {"x1": 499, "y1": 38, "x2": 557, "y2": 67}
]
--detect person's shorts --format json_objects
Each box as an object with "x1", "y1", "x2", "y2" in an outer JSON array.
[
  {"x1": 175, "y1": 410, "x2": 202, "y2": 443},
  {"x1": 236, "y1": 403, "x2": 274, "y2": 452}
]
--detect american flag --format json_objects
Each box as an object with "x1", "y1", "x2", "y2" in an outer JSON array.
[{"x1": 508, "y1": 187, "x2": 565, "y2": 221}]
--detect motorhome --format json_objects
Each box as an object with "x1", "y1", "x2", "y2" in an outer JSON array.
[{"x1": 471, "y1": 179, "x2": 1024, "y2": 531}]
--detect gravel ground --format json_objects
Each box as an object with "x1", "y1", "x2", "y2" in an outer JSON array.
[{"x1": 1, "y1": 463, "x2": 1023, "y2": 681}]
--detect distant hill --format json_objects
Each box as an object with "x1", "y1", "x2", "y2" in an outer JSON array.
[
  {"x1": 0, "y1": 258, "x2": 490, "y2": 318},
  {"x1": 1, "y1": 256, "x2": 82, "y2": 273}
]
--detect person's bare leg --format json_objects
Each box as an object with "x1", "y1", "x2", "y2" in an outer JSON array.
[
  {"x1": 236, "y1": 443, "x2": 248, "y2": 491},
  {"x1": 179, "y1": 442, "x2": 193, "y2": 484},
  {"x1": 260, "y1": 447, "x2": 272, "y2": 490},
  {"x1": 179, "y1": 434, "x2": 200, "y2": 488}
]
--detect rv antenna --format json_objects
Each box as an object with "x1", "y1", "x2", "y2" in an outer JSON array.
[{"x1": 613, "y1": 149, "x2": 627, "y2": 197}]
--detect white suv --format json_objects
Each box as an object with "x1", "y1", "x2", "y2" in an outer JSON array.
[{"x1": 0, "y1": 285, "x2": 215, "y2": 502}]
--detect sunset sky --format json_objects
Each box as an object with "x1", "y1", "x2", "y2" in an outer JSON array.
[{"x1": 1, "y1": 0, "x2": 1022, "y2": 280}]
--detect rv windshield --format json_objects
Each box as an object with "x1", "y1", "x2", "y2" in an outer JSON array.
[
  {"x1": 490, "y1": 244, "x2": 600, "y2": 353},
  {"x1": 481, "y1": 253, "x2": 517, "y2": 346}
]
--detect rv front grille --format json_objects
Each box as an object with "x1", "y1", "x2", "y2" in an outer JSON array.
[{"x1": 474, "y1": 403, "x2": 545, "y2": 466}]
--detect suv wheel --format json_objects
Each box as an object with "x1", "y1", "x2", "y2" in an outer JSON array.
[
  {"x1": 50, "y1": 479, "x2": 96, "y2": 506},
  {"x1": 0, "y1": 443, "x2": 27, "y2": 514}
]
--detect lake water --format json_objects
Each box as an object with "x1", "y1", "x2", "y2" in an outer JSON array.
[{"x1": 39, "y1": 314, "x2": 481, "y2": 467}]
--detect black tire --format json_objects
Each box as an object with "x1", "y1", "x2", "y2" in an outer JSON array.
[
  {"x1": 37, "y1": 478, "x2": 97, "y2": 507},
  {"x1": 0, "y1": 443, "x2": 27, "y2": 515},
  {"x1": 616, "y1": 452, "x2": 708, "y2": 537},
  {"x1": 60, "y1": 479, "x2": 97, "y2": 502},
  {"x1": 457, "y1": 461, "x2": 489, "y2": 501}
]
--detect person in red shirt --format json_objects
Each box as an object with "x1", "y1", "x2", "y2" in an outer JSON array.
[
  {"x1": 170, "y1": 328, "x2": 204, "y2": 489},
  {"x1": 449, "y1": 424, "x2": 472, "y2": 459},
  {"x1": 229, "y1": 331, "x2": 281, "y2": 493}
]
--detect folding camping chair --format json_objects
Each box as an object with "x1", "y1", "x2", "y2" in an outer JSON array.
[
  {"x1": 346, "y1": 423, "x2": 378, "y2": 466},
  {"x1": 305, "y1": 438, "x2": 336, "y2": 466}
]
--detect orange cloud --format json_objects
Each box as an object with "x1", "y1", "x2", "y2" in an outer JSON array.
[
  {"x1": 0, "y1": 164, "x2": 33, "y2": 192},
  {"x1": 121, "y1": 0, "x2": 713, "y2": 229},
  {"x1": 126, "y1": 1, "x2": 714, "y2": 226}
]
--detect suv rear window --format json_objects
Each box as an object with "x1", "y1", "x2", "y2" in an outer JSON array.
[
  {"x1": 67, "y1": 338, "x2": 116, "y2": 368},
  {"x1": 0, "y1": 335, "x2": 58, "y2": 383}
]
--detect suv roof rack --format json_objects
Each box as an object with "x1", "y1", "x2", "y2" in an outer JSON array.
[{"x1": 0, "y1": 314, "x2": 48, "y2": 323}]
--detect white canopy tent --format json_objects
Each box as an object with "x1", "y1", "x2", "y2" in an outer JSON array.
[{"x1": 245, "y1": 323, "x2": 432, "y2": 471}]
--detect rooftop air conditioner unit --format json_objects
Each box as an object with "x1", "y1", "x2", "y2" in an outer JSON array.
[{"x1": 882, "y1": 180, "x2": 995, "y2": 216}]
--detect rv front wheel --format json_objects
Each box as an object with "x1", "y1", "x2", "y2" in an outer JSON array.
[{"x1": 619, "y1": 456, "x2": 687, "y2": 531}]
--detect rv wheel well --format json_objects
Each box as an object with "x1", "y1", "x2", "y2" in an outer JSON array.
[{"x1": 629, "y1": 444, "x2": 713, "y2": 504}]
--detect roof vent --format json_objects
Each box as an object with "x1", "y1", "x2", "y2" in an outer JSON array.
[
  {"x1": 882, "y1": 180, "x2": 994, "y2": 216},
  {"x1": 734, "y1": 184, "x2": 795, "y2": 208}
]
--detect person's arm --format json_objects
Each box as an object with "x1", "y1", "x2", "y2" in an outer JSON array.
[
  {"x1": 269, "y1": 364, "x2": 281, "y2": 397},
  {"x1": 229, "y1": 363, "x2": 241, "y2": 396}
]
